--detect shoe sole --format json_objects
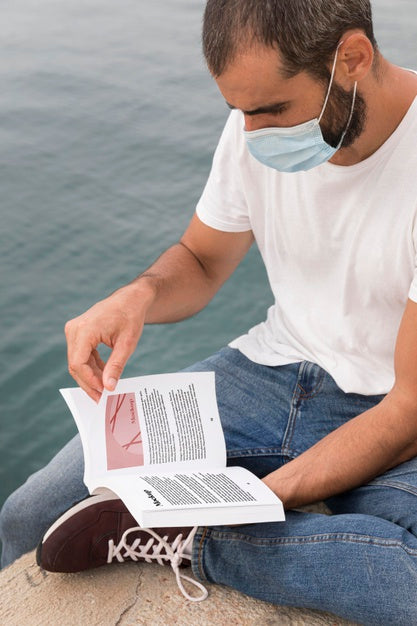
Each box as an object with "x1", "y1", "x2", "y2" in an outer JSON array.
[{"x1": 42, "y1": 490, "x2": 120, "y2": 543}]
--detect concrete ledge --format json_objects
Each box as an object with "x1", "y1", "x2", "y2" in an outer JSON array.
[{"x1": 1, "y1": 550, "x2": 358, "y2": 625}]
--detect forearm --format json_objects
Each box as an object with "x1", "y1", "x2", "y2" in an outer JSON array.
[
  {"x1": 64, "y1": 241, "x2": 216, "y2": 401},
  {"x1": 121, "y1": 215, "x2": 254, "y2": 325},
  {"x1": 264, "y1": 391, "x2": 417, "y2": 509},
  {"x1": 128, "y1": 241, "x2": 222, "y2": 325},
  {"x1": 65, "y1": 216, "x2": 253, "y2": 400}
]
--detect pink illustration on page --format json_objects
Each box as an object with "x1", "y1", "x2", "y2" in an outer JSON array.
[{"x1": 105, "y1": 392, "x2": 144, "y2": 470}]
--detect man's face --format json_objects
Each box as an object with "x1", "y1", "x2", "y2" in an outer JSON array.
[{"x1": 215, "y1": 45, "x2": 366, "y2": 149}]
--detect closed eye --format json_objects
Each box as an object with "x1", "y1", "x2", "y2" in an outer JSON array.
[{"x1": 226, "y1": 101, "x2": 290, "y2": 116}]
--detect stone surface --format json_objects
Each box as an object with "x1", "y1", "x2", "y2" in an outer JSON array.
[{"x1": 0, "y1": 550, "x2": 358, "y2": 626}]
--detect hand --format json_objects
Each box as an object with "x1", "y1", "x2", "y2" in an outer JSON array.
[
  {"x1": 262, "y1": 472, "x2": 281, "y2": 498},
  {"x1": 65, "y1": 284, "x2": 153, "y2": 402},
  {"x1": 262, "y1": 468, "x2": 295, "y2": 510}
]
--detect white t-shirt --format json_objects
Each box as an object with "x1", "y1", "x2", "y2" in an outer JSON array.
[{"x1": 196, "y1": 98, "x2": 417, "y2": 395}]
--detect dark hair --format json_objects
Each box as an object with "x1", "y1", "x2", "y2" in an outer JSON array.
[{"x1": 203, "y1": 0, "x2": 378, "y2": 79}]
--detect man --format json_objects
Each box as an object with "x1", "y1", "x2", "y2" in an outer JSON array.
[{"x1": 2, "y1": 0, "x2": 417, "y2": 622}]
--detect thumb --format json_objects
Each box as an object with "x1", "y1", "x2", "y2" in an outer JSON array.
[{"x1": 103, "y1": 339, "x2": 133, "y2": 391}]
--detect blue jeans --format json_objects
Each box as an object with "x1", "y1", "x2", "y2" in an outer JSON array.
[{"x1": 1, "y1": 347, "x2": 417, "y2": 624}]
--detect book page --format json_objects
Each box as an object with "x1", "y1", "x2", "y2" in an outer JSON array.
[
  {"x1": 99, "y1": 465, "x2": 285, "y2": 527},
  {"x1": 60, "y1": 371, "x2": 226, "y2": 489}
]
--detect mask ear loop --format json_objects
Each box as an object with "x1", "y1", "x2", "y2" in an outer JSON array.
[
  {"x1": 318, "y1": 40, "x2": 344, "y2": 123},
  {"x1": 337, "y1": 80, "x2": 358, "y2": 147}
]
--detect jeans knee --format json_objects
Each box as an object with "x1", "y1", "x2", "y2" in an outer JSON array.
[
  {"x1": 0, "y1": 480, "x2": 52, "y2": 568},
  {"x1": 0, "y1": 489, "x2": 31, "y2": 568},
  {"x1": 0, "y1": 490, "x2": 21, "y2": 543}
]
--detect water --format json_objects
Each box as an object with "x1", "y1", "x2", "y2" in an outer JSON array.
[{"x1": 1, "y1": 0, "x2": 417, "y2": 507}]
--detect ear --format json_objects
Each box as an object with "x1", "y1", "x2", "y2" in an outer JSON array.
[{"x1": 337, "y1": 31, "x2": 375, "y2": 85}]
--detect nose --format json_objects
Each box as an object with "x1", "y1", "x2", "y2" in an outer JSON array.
[{"x1": 244, "y1": 115, "x2": 273, "y2": 132}]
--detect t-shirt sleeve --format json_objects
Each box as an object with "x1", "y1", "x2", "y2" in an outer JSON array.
[
  {"x1": 408, "y1": 205, "x2": 417, "y2": 302},
  {"x1": 409, "y1": 276, "x2": 417, "y2": 302},
  {"x1": 196, "y1": 111, "x2": 252, "y2": 232}
]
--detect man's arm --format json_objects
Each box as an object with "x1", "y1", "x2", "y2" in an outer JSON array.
[
  {"x1": 65, "y1": 214, "x2": 254, "y2": 401},
  {"x1": 263, "y1": 298, "x2": 417, "y2": 509}
]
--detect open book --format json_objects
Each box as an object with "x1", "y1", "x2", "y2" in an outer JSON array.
[{"x1": 61, "y1": 371, "x2": 285, "y2": 527}]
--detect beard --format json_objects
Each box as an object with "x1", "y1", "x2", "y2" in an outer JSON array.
[{"x1": 320, "y1": 81, "x2": 367, "y2": 149}]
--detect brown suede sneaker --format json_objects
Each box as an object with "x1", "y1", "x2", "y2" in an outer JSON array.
[{"x1": 36, "y1": 493, "x2": 207, "y2": 601}]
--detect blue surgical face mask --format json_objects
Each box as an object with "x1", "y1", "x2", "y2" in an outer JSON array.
[{"x1": 243, "y1": 43, "x2": 357, "y2": 173}]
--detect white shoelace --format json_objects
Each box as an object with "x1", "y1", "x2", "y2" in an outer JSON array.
[{"x1": 107, "y1": 526, "x2": 208, "y2": 602}]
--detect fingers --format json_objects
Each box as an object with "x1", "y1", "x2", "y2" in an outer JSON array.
[
  {"x1": 64, "y1": 290, "x2": 146, "y2": 400},
  {"x1": 67, "y1": 351, "x2": 105, "y2": 403},
  {"x1": 70, "y1": 363, "x2": 103, "y2": 403},
  {"x1": 66, "y1": 320, "x2": 140, "y2": 400},
  {"x1": 66, "y1": 321, "x2": 104, "y2": 402},
  {"x1": 91, "y1": 348, "x2": 105, "y2": 373},
  {"x1": 103, "y1": 336, "x2": 136, "y2": 391}
]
